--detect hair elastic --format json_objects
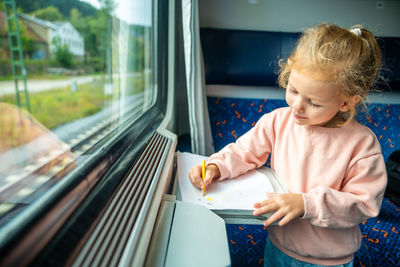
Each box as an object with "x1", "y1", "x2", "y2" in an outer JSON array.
[{"x1": 350, "y1": 28, "x2": 362, "y2": 37}]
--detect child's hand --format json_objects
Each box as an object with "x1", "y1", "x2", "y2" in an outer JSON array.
[
  {"x1": 253, "y1": 193, "x2": 305, "y2": 227},
  {"x1": 188, "y1": 163, "x2": 221, "y2": 190}
]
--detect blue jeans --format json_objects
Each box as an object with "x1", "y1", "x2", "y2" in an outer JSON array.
[{"x1": 264, "y1": 237, "x2": 353, "y2": 267}]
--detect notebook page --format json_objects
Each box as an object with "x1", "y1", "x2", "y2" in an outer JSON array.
[{"x1": 177, "y1": 151, "x2": 275, "y2": 210}]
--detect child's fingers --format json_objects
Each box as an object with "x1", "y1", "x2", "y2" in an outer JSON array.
[
  {"x1": 203, "y1": 164, "x2": 221, "y2": 187},
  {"x1": 256, "y1": 193, "x2": 305, "y2": 226},
  {"x1": 189, "y1": 163, "x2": 221, "y2": 191},
  {"x1": 188, "y1": 165, "x2": 204, "y2": 189},
  {"x1": 253, "y1": 193, "x2": 276, "y2": 210},
  {"x1": 252, "y1": 201, "x2": 277, "y2": 216},
  {"x1": 204, "y1": 168, "x2": 217, "y2": 186},
  {"x1": 263, "y1": 210, "x2": 284, "y2": 227},
  {"x1": 277, "y1": 212, "x2": 298, "y2": 226},
  {"x1": 253, "y1": 196, "x2": 274, "y2": 209}
]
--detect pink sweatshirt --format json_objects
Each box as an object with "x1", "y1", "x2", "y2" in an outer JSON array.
[{"x1": 208, "y1": 107, "x2": 387, "y2": 265}]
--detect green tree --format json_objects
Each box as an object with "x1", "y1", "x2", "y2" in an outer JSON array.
[
  {"x1": 0, "y1": 3, "x2": 6, "y2": 36},
  {"x1": 53, "y1": 38, "x2": 74, "y2": 68},
  {"x1": 70, "y1": 8, "x2": 94, "y2": 59},
  {"x1": 2, "y1": 4, "x2": 35, "y2": 59},
  {"x1": 129, "y1": 37, "x2": 145, "y2": 72},
  {"x1": 20, "y1": 30, "x2": 35, "y2": 58},
  {"x1": 15, "y1": 0, "x2": 52, "y2": 13},
  {"x1": 33, "y1": 6, "x2": 63, "y2": 22},
  {"x1": 16, "y1": 0, "x2": 96, "y2": 18},
  {"x1": 70, "y1": 8, "x2": 84, "y2": 29},
  {"x1": 86, "y1": 0, "x2": 114, "y2": 72}
]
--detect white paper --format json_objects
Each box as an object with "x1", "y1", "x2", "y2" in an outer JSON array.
[{"x1": 177, "y1": 152, "x2": 276, "y2": 210}]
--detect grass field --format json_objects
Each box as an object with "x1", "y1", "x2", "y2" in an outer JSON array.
[
  {"x1": 0, "y1": 73, "x2": 147, "y2": 130},
  {"x1": 0, "y1": 81, "x2": 111, "y2": 130}
]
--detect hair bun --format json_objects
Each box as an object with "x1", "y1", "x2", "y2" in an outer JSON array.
[{"x1": 349, "y1": 28, "x2": 362, "y2": 37}]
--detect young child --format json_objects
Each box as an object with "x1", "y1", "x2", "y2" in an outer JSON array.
[{"x1": 189, "y1": 23, "x2": 387, "y2": 266}]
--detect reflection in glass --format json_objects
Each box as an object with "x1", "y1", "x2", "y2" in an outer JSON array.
[
  {"x1": 0, "y1": 103, "x2": 75, "y2": 222},
  {"x1": 0, "y1": 0, "x2": 155, "y2": 227}
]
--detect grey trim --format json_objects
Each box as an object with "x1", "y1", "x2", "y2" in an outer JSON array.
[{"x1": 206, "y1": 84, "x2": 400, "y2": 104}]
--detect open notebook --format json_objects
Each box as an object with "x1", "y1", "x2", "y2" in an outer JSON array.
[{"x1": 176, "y1": 152, "x2": 287, "y2": 224}]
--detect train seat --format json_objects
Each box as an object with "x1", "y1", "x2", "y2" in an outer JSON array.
[{"x1": 201, "y1": 27, "x2": 400, "y2": 267}]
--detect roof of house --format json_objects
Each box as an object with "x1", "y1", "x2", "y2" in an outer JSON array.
[
  {"x1": 0, "y1": 11, "x2": 45, "y2": 42},
  {"x1": 17, "y1": 13, "x2": 58, "y2": 30},
  {"x1": 54, "y1": 22, "x2": 68, "y2": 27},
  {"x1": 18, "y1": 14, "x2": 83, "y2": 39}
]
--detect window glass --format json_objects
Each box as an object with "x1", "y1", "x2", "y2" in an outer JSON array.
[{"x1": 0, "y1": 0, "x2": 155, "y2": 227}]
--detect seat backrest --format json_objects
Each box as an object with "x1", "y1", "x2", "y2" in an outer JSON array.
[{"x1": 201, "y1": 28, "x2": 400, "y2": 92}]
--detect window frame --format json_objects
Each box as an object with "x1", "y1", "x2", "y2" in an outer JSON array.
[{"x1": 0, "y1": 0, "x2": 169, "y2": 264}]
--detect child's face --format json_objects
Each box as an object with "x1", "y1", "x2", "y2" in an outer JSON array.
[{"x1": 285, "y1": 69, "x2": 347, "y2": 127}]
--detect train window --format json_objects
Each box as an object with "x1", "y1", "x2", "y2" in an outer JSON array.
[{"x1": 0, "y1": 0, "x2": 157, "y2": 235}]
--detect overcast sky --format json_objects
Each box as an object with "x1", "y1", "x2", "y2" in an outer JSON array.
[{"x1": 80, "y1": 0, "x2": 151, "y2": 25}]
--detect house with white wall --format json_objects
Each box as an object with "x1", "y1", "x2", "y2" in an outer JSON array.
[
  {"x1": 18, "y1": 13, "x2": 84, "y2": 59},
  {"x1": 51, "y1": 22, "x2": 84, "y2": 57}
]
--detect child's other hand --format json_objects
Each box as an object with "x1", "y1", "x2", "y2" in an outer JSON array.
[
  {"x1": 253, "y1": 193, "x2": 305, "y2": 227},
  {"x1": 188, "y1": 163, "x2": 221, "y2": 189}
]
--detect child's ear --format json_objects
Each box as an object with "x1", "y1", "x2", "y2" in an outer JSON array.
[{"x1": 340, "y1": 95, "x2": 360, "y2": 112}]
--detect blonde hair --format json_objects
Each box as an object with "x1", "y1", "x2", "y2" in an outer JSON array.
[{"x1": 278, "y1": 23, "x2": 381, "y2": 125}]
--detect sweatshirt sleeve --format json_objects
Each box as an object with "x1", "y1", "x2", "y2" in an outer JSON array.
[
  {"x1": 302, "y1": 151, "x2": 387, "y2": 228},
  {"x1": 208, "y1": 112, "x2": 276, "y2": 180}
]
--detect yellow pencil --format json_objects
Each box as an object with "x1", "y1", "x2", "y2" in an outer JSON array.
[{"x1": 201, "y1": 160, "x2": 206, "y2": 196}]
